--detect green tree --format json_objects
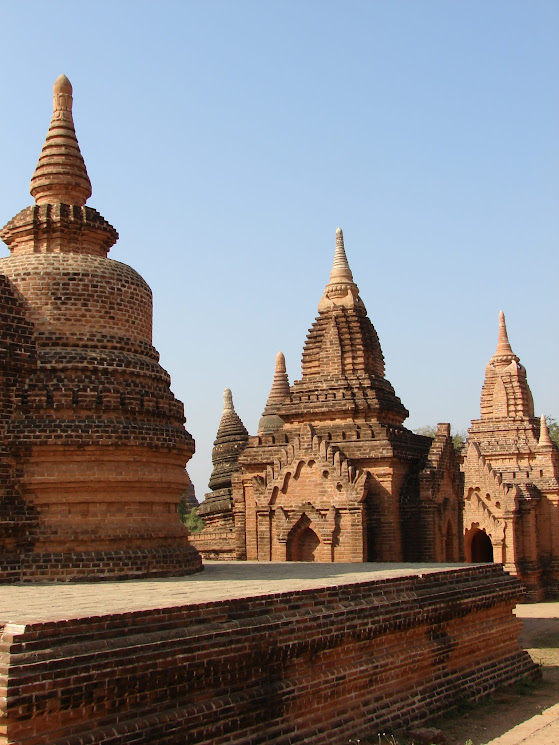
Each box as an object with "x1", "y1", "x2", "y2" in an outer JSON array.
[
  {"x1": 178, "y1": 493, "x2": 205, "y2": 534},
  {"x1": 415, "y1": 425, "x2": 466, "y2": 450},
  {"x1": 545, "y1": 416, "x2": 559, "y2": 447}
]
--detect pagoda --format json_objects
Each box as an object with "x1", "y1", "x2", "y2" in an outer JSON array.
[
  {"x1": 462, "y1": 311, "x2": 559, "y2": 598},
  {"x1": 0, "y1": 76, "x2": 201, "y2": 580},
  {"x1": 192, "y1": 389, "x2": 249, "y2": 559}
]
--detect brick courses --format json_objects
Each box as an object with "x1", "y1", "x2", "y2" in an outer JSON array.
[
  {"x1": 0, "y1": 75, "x2": 201, "y2": 581},
  {"x1": 0, "y1": 564, "x2": 538, "y2": 744}
]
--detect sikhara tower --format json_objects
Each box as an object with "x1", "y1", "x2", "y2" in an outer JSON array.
[
  {"x1": 0, "y1": 75, "x2": 201, "y2": 580},
  {"x1": 196, "y1": 228, "x2": 464, "y2": 564}
]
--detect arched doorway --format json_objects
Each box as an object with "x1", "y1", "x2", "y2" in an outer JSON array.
[
  {"x1": 287, "y1": 524, "x2": 320, "y2": 562},
  {"x1": 470, "y1": 529, "x2": 494, "y2": 562}
]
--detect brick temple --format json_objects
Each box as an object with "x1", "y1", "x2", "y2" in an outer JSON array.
[
  {"x1": 462, "y1": 311, "x2": 559, "y2": 599},
  {"x1": 194, "y1": 228, "x2": 464, "y2": 563},
  {"x1": 0, "y1": 75, "x2": 201, "y2": 581}
]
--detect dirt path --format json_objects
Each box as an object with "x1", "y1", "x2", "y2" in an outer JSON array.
[{"x1": 420, "y1": 603, "x2": 559, "y2": 745}]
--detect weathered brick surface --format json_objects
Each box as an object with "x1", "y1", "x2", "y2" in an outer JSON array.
[
  {"x1": 0, "y1": 565, "x2": 538, "y2": 744},
  {"x1": 0, "y1": 76, "x2": 201, "y2": 581}
]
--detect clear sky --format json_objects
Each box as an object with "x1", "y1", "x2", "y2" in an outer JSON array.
[{"x1": 0, "y1": 1, "x2": 557, "y2": 497}]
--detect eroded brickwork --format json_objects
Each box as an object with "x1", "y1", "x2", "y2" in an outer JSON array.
[
  {"x1": 0, "y1": 565, "x2": 538, "y2": 745},
  {"x1": 0, "y1": 75, "x2": 201, "y2": 581}
]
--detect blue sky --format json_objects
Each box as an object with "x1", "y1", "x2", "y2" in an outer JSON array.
[{"x1": 0, "y1": 1, "x2": 557, "y2": 497}]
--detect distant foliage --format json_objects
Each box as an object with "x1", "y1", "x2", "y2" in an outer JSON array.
[
  {"x1": 546, "y1": 416, "x2": 559, "y2": 447},
  {"x1": 184, "y1": 507, "x2": 205, "y2": 534},
  {"x1": 415, "y1": 425, "x2": 466, "y2": 451},
  {"x1": 178, "y1": 495, "x2": 205, "y2": 534}
]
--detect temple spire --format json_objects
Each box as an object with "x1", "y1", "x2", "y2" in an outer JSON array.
[
  {"x1": 318, "y1": 227, "x2": 361, "y2": 312},
  {"x1": 329, "y1": 227, "x2": 354, "y2": 284},
  {"x1": 258, "y1": 352, "x2": 290, "y2": 434},
  {"x1": 495, "y1": 310, "x2": 514, "y2": 359},
  {"x1": 223, "y1": 387, "x2": 234, "y2": 412},
  {"x1": 30, "y1": 75, "x2": 92, "y2": 206},
  {"x1": 208, "y1": 389, "x2": 249, "y2": 492},
  {"x1": 265, "y1": 352, "x2": 290, "y2": 409},
  {"x1": 538, "y1": 415, "x2": 554, "y2": 450}
]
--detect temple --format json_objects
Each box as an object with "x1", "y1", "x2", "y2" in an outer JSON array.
[
  {"x1": 462, "y1": 311, "x2": 559, "y2": 599},
  {"x1": 194, "y1": 228, "x2": 464, "y2": 563},
  {"x1": 0, "y1": 75, "x2": 201, "y2": 580}
]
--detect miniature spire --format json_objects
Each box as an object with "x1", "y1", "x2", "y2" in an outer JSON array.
[
  {"x1": 258, "y1": 352, "x2": 290, "y2": 434},
  {"x1": 329, "y1": 227, "x2": 354, "y2": 284},
  {"x1": 30, "y1": 75, "x2": 92, "y2": 206},
  {"x1": 265, "y1": 352, "x2": 291, "y2": 409},
  {"x1": 495, "y1": 310, "x2": 514, "y2": 358},
  {"x1": 537, "y1": 415, "x2": 554, "y2": 450}
]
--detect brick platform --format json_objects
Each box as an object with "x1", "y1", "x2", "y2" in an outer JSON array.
[{"x1": 0, "y1": 562, "x2": 539, "y2": 745}]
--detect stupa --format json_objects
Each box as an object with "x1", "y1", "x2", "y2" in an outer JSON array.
[
  {"x1": 192, "y1": 389, "x2": 249, "y2": 559},
  {"x1": 0, "y1": 75, "x2": 201, "y2": 580},
  {"x1": 196, "y1": 228, "x2": 463, "y2": 563},
  {"x1": 462, "y1": 311, "x2": 559, "y2": 598}
]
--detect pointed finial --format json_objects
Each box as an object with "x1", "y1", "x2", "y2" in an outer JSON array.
[
  {"x1": 223, "y1": 388, "x2": 234, "y2": 412},
  {"x1": 258, "y1": 352, "x2": 290, "y2": 434},
  {"x1": 495, "y1": 310, "x2": 514, "y2": 358},
  {"x1": 538, "y1": 415, "x2": 554, "y2": 449},
  {"x1": 30, "y1": 75, "x2": 92, "y2": 206},
  {"x1": 329, "y1": 227, "x2": 354, "y2": 284},
  {"x1": 318, "y1": 227, "x2": 361, "y2": 311},
  {"x1": 275, "y1": 351, "x2": 286, "y2": 374},
  {"x1": 265, "y1": 352, "x2": 290, "y2": 407}
]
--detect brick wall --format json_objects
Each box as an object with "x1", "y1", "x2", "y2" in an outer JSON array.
[{"x1": 0, "y1": 564, "x2": 538, "y2": 744}]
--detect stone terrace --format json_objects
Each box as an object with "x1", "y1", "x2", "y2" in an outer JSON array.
[
  {"x1": 2, "y1": 561, "x2": 469, "y2": 622},
  {"x1": 0, "y1": 562, "x2": 539, "y2": 745}
]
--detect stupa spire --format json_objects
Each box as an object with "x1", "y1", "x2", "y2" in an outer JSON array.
[
  {"x1": 538, "y1": 415, "x2": 554, "y2": 450},
  {"x1": 318, "y1": 227, "x2": 361, "y2": 312},
  {"x1": 30, "y1": 75, "x2": 92, "y2": 206},
  {"x1": 265, "y1": 352, "x2": 291, "y2": 409},
  {"x1": 208, "y1": 389, "x2": 249, "y2": 492},
  {"x1": 223, "y1": 387, "x2": 234, "y2": 412},
  {"x1": 494, "y1": 310, "x2": 514, "y2": 359},
  {"x1": 329, "y1": 227, "x2": 354, "y2": 284},
  {"x1": 258, "y1": 352, "x2": 291, "y2": 434}
]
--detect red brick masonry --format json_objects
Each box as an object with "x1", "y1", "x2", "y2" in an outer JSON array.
[{"x1": 0, "y1": 563, "x2": 538, "y2": 745}]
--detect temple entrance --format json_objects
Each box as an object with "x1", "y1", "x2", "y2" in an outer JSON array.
[
  {"x1": 470, "y1": 529, "x2": 494, "y2": 562},
  {"x1": 287, "y1": 525, "x2": 320, "y2": 562}
]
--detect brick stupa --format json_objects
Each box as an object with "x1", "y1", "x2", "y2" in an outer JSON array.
[
  {"x1": 196, "y1": 228, "x2": 463, "y2": 563},
  {"x1": 0, "y1": 75, "x2": 201, "y2": 580},
  {"x1": 462, "y1": 311, "x2": 559, "y2": 599},
  {"x1": 192, "y1": 389, "x2": 249, "y2": 559}
]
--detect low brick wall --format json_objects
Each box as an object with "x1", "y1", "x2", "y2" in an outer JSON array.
[{"x1": 0, "y1": 564, "x2": 538, "y2": 745}]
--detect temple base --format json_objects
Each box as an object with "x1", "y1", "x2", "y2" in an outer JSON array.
[
  {"x1": 0, "y1": 562, "x2": 538, "y2": 745},
  {"x1": 0, "y1": 546, "x2": 202, "y2": 582}
]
